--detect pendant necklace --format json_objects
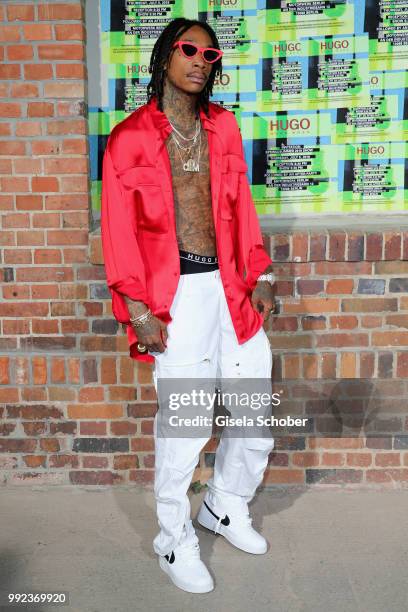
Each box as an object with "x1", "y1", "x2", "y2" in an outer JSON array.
[
  {"x1": 170, "y1": 120, "x2": 202, "y2": 172},
  {"x1": 168, "y1": 115, "x2": 201, "y2": 172}
]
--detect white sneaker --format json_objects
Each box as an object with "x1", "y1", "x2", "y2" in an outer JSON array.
[
  {"x1": 158, "y1": 540, "x2": 214, "y2": 593},
  {"x1": 197, "y1": 491, "x2": 268, "y2": 555}
]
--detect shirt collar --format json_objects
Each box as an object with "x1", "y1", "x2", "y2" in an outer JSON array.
[{"x1": 147, "y1": 95, "x2": 217, "y2": 138}]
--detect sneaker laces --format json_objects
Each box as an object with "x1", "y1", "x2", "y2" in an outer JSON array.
[
  {"x1": 213, "y1": 496, "x2": 253, "y2": 533},
  {"x1": 175, "y1": 541, "x2": 201, "y2": 563}
]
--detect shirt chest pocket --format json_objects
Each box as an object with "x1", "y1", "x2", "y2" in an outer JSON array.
[
  {"x1": 219, "y1": 153, "x2": 248, "y2": 220},
  {"x1": 118, "y1": 165, "x2": 169, "y2": 234}
]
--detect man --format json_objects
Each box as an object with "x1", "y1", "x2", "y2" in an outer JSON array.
[{"x1": 101, "y1": 17, "x2": 276, "y2": 594}]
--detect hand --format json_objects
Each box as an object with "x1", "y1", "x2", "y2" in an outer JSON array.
[
  {"x1": 251, "y1": 281, "x2": 276, "y2": 322},
  {"x1": 133, "y1": 314, "x2": 168, "y2": 353}
]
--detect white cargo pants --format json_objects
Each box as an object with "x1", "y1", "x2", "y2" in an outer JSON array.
[{"x1": 149, "y1": 269, "x2": 275, "y2": 557}]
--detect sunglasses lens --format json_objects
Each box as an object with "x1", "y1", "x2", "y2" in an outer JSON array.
[
  {"x1": 180, "y1": 43, "x2": 198, "y2": 57},
  {"x1": 203, "y1": 49, "x2": 220, "y2": 63}
]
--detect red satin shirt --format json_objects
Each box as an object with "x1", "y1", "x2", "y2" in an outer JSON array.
[{"x1": 101, "y1": 96, "x2": 272, "y2": 363}]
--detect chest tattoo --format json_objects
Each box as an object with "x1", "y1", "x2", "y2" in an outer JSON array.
[{"x1": 165, "y1": 128, "x2": 217, "y2": 257}]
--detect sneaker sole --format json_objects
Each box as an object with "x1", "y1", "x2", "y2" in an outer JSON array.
[
  {"x1": 197, "y1": 504, "x2": 268, "y2": 555},
  {"x1": 158, "y1": 556, "x2": 214, "y2": 594}
]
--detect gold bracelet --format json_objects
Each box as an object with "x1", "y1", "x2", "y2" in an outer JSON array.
[{"x1": 130, "y1": 309, "x2": 153, "y2": 327}]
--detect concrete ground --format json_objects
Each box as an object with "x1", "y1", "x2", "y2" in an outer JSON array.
[{"x1": 0, "y1": 486, "x2": 407, "y2": 612}]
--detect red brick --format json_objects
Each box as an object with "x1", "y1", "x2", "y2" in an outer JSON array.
[
  {"x1": 62, "y1": 211, "x2": 89, "y2": 228},
  {"x1": 0, "y1": 103, "x2": 21, "y2": 118},
  {"x1": 0, "y1": 159, "x2": 12, "y2": 173},
  {"x1": 3, "y1": 319, "x2": 30, "y2": 336},
  {"x1": 31, "y1": 319, "x2": 59, "y2": 334},
  {"x1": 32, "y1": 140, "x2": 60, "y2": 155},
  {"x1": 309, "y1": 233, "x2": 327, "y2": 261},
  {"x1": 45, "y1": 194, "x2": 88, "y2": 210},
  {"x1": 315, "y1": 333, "x2": 368, "y2": 348},
  {"x1": 342, "y1": 298, "x2": 398, "y2": 313},
  {"x1": 44, "y1": 158, "x2": 87, "y2": 174},
  {"x1": 340, "y1": 352, "x2": 357, "y2": 377},
  {"x1": 0, "y1": 196, "x2": 14, "y2": 211},
  {"x1": 16, "y1": 230, "x2": 44, "y2": 246},
  {"x1": 32, "y1": 177, "x2": 59, "y2": 192},
  {"x1": 16, "y1": 122, "x2": 42, "y2": 137},
  {"x1": 38, "y1": 4, "x2": 83, "y2": 20},
  {"x1": 0, "y1": 302, "x2": 48, "y2": 318},
  {"x1": 32, "y1": 212, "x2": 60, "y2": 228},
  {"x1": 297, "y1": 279, "x2": 324, "y2": 295},
  {"x1": 23, "y1": 24, "x2": 53, "y2": 41},
  {"x1": 384, "y1": 232, "x2": 401, "y2": 260},
  {"x1": 3, "y1": 213, "x2": 30, "y2": 229},
  {"x1": 55, "y1": 63, "x2": 86, "y2": 79},
  {"x1": 64, "y1": 250, "x2": 91, "y2": 264},
  {"x1": 62, "y1": 138, "x2": 87, "y2": 154},
  {"x1": 56, "y1": 100, "x2": 86, "y2": 117},
  {"x1": 47, "y1": 230, "x2": 88, "y2": 245},
  {"x1": 7, "y1": 44, "x2": 34, "y2": 60},
  {"x1": 366, "y1": 233, "x2": 383, "y2": 261},
  {"x1": 44, "y1": 81, "x2": 85, "y2": 98},
  {"x1": 360, "y1": 352, "x2": 375, "y2": 377},
  {"x1": 284, "y1": 354, "x2": 301, "y2": 378},
  {"x1": 14, "y1": 158, "x2": 42, "y2": 174},
  {"x1": 321, "y1": 452, "x2": 345, "y2": 467},
  {"x1": 11, "y1": 83, "x2": 39, "y2": 99},
  {"x1": 315, "y1": 262, "x2": 372, "y2": 275},
  {"x1": 16, "y1": 267, "x2": 72, "y2": 282},
  {"x1": 330, "y1": 315, "x2": 358, "y2": 329},
  {"x1": 373, "y1": 332, "x2": 408, "y2": 347},
  {"x1": 28, "y1": 102, "x2": 54, "y2": 117},
  {"x1": 1, "y1": 177, "x2": 29, "y2": 192},
  {"x1": 55, "y1": 24, "x2": 85, "y2": 40},
  {"x1": 24, "y1": 63, "x2": 53, "y2": 80},
  {"x1": 326, "y1": 279, "x2": 354, "y2": 294},
  {"x1": 67, "y1": 404, "x2": 123, "y2": 419},
  {"x1": 0, "y1": 230, "x2": 15, "y2": 246},
  {"x1": 47, "y1": 119, "x2": 86, "y2": 135},
  {"x1": 0, "y1": 357, "x2": 10, "y2": 384},
  {"x1": 292, "y1": 232, "x2": 308, "y2": 261},
  {"x1": 38, "y1": 44, "x2": 84, "y2": 60},
  {"x1": 375, "y1": 453, "x2": 400, "y2": 467},
  {"x1": 0, "y1": 122, "x2": 11, "y2": 136},
  {"x1": 346, "y1": 452, "x2": 372, "y2": 467},
  {"x1": 0, "y1": 26, "x2": 21, "y2": 42},
  {"x1": 0, "y1": 64, "x2": 21, "y2": 79},
  {"x1": 328, "y1": 232, "x2": 346, "y2": 261},
  {"x1": 397, "y1": 352, "x2": 408, "y2": 378},
  {"x1": 321, "y1": 353, "x2": 336, "y2": 378},
  {"x1": 7, "y1": 5, "x2": 35, "y2": 21},
  {"x1": 60, "y1": 176, "x2": 87, "y2": 192},
  {"x1": 301, "y1": 316, "x2": 326, "y2": 330},
  {"x1": 16, "y1": 195, "x2": 43, "y2": 210},
  {"x1": 283, "y1": 298, "x2": 340, "y2": 314},
  {"x1": 34, "y1": 249, "x2": 62, "y2": 264},
  {"x1": 375, "y1": 261, "x2": 408, "y2": 274},
  {"x1": 4, "y1": 249, "x2": 32, "y2": 264},
  {"x1": 303, "y1": 354, "x2": 318, "y2": 378}
]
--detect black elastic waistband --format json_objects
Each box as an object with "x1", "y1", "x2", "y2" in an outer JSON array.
[{"x1": 179, "y1": 249, "x2": 219, "y2": 274}]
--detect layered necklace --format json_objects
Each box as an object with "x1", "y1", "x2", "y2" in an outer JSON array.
[{"x1": 169, "y1": 116, "x2": 201, "y2": 172}]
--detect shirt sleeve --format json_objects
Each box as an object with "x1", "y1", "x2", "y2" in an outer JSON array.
[
  {"x1": 233, "y1": 118, "x2": 273, "y2": 291},
  {"x1": 101, "y1": 142, "x2": 149, "y2": 324}
]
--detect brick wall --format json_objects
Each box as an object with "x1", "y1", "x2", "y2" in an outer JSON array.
[{"x1": 1, "y1": 3, "x2": 408, "y2": 488}]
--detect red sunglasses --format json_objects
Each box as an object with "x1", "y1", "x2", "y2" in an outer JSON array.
[{"x1": 172, "y1": 40, "x2": 223, "y2": 64}]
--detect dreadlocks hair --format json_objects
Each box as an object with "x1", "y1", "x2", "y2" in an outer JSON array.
[{"x1": 146, "y1": 18, "x2": 223, "y2": 117}]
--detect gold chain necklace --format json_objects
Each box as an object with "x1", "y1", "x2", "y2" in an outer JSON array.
[{"x1": 171, "y1": 126, "x2": 201, "y2": 172}]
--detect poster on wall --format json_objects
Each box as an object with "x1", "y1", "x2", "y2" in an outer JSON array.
[{"x1": 89, "y1": 0, "x2": 408, "y2": 219}]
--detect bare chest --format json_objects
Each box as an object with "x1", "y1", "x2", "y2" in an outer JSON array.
[{"x1": 164, "y1": 128, "x2": 216, "y2": 254}]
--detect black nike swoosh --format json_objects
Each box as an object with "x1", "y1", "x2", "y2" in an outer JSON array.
[
  {"x1": 203, "y1": 500, "x2": 230, "y2": 526},
  {"x1": 164, "y1": 551, "x2": 175, "y2": 564}
]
